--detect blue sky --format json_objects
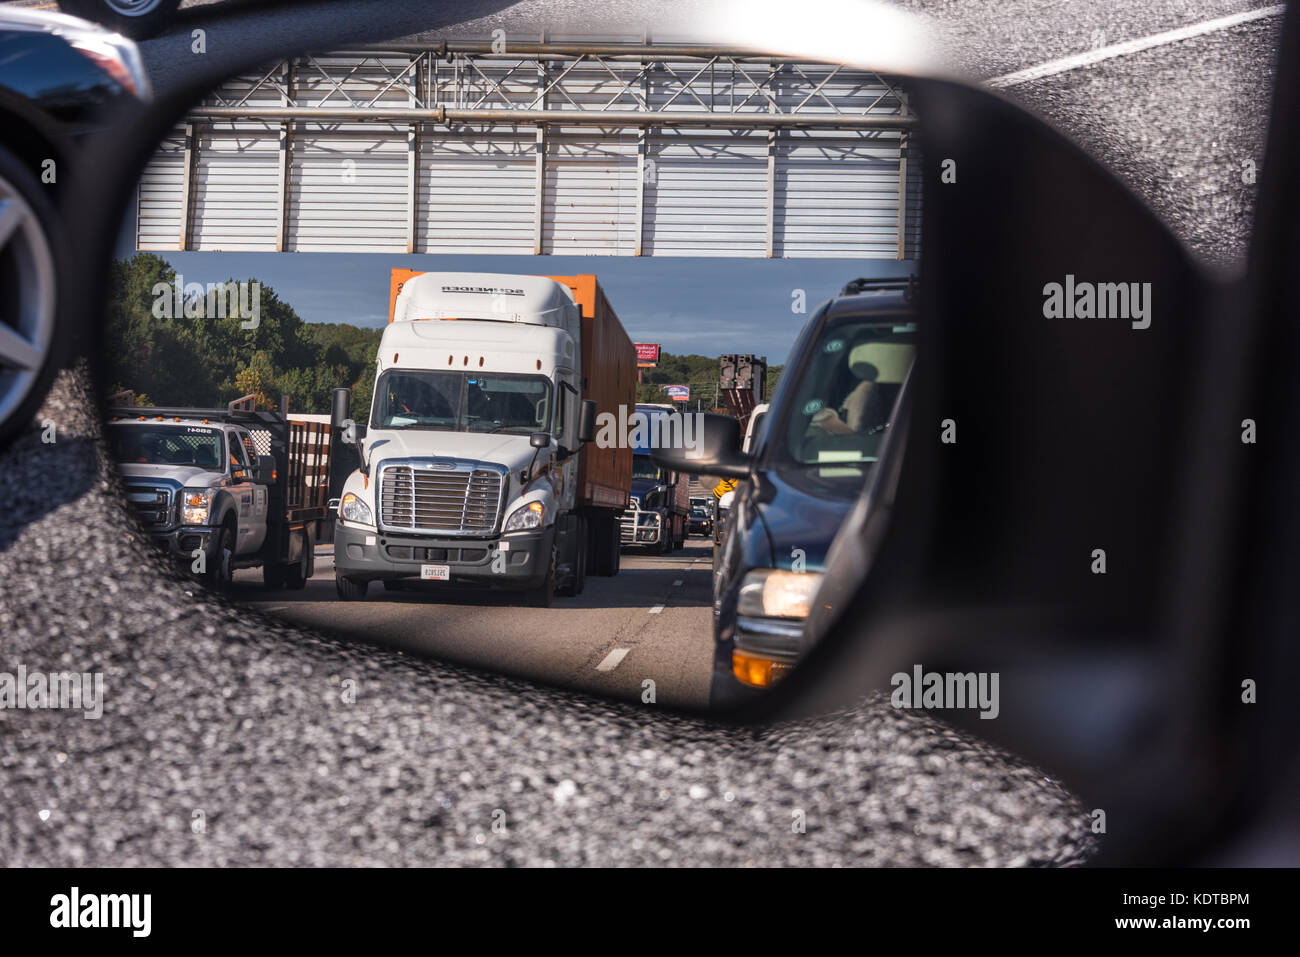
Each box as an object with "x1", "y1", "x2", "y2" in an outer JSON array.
[{"x1": 146, "y1": 250, "x2": 915, "y2": 365}]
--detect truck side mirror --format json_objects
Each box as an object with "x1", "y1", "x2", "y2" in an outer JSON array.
[
  {"x1": 530, "y1": 432, "x2": 551, "y2": 449},
  {"x1": 578, "y1": 399, "x2": 598, "y2": 444},
  {"x1": 254, "y1": 454, "x2": 277, "y2": 484}
]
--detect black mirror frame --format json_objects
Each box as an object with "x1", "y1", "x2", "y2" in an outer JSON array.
[{"x1": 651, "y1": 412, "x2": 751, "y2": 480}]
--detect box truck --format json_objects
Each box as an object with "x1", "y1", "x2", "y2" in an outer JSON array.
[{"x1": 332, "y1": 271, "x2": 635, "y2": 605}]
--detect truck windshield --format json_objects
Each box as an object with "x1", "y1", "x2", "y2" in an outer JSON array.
[
  {"x1": 372, "y1": 370, "x2": 551, "y2": 434},
  {"x1": 632, "y1": 453, "x2": 663, "y2": 481},
  {"x1": 778, "y1": 317, "x2": 916, "y2": 470},
  {"x1": 108, "y1": 424, "x2": 225, "y2": 469}
]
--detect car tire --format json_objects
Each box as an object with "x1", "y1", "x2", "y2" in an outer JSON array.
[
  {"x1": 529, "y1": 547, "x2": 556, "y2": 607},
  {"x1": 262, "y1": 564, "x2": 287, "y2": 590},
  {"x1": 574, "y1": 519, "x2": 587, "y2": 595},
  {"x1": 0, "y1": 145, "x2": 66, "y2": 452},
  {"x1": 55, "y1": 0, "x2": 183, "y2": 39},
  {"x1": 205, "y1": 524, "x2": 235, "y2": 591},
  {"x1": 336, "y1": 575, "x2": 368, "y2": 601},
  {"x1": 282, "y1": 526, "x2": 313, "y2": 590}
]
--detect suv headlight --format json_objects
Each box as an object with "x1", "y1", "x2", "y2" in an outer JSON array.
[
  {"x1": 737, "y1": 569, "x2": 824, "y2": 619},
  {"x1": 181, "y1": 488, "x2": 212, "y2": 526},
  {"x1": 504, "y1": 501, "x2": 544, "y2": 531},
  {"x1": 339, "y1": 492, "x2": 373, "y2": 526}
]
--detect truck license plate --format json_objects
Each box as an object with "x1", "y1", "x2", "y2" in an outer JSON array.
[{"x1": 420, "y1": 564, "x2": 450, "y2": 581}]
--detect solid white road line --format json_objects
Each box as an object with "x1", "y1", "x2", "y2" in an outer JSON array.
[
  {"x1": 596, "y1": 648, "x2": 629, "y2": 671},
  {"x1": 649, "y1": 605, "x2": 665, "y2": 614},
  {"x1": 988, "y1": 5, "x2": 1285, "y2": 88}
]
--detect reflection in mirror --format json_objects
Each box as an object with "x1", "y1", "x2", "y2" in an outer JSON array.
[{"x1": 103, "y1": 34, "x2": 921, "y2": 711}]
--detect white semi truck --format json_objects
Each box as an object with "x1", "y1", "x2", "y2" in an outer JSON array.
[{"x1": 332, "y1": 271, "x2": 635, "y2": 606}]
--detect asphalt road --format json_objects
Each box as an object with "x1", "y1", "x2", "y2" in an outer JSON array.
[
  {"x1": 0, "y1": 0, "x2": 1284, "y2": 866},
  {"x1": 235, "y1": 541, "x2": 717, "y2": 709}
]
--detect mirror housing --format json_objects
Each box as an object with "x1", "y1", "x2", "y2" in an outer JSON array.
[
  {"x1": 253, "y1": 454, "x2": 277, "y2": 484},
  {"x1": 651, "y1": 413, "x2": 750, "y2": 479},
  {"x1": 529, "y1": 431, "x2": 551, "y2": 450},
  {"x1": 578, "y1": 399, "x2": 598, "y2": 444}
]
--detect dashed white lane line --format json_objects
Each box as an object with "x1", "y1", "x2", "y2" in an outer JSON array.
[
  {"x1": 673, "y1": 579, "x2": 683, "y2": 586},
  {"x1": 649, "y1": 604, "x2": 665, "y2": 614},
  {"x1": 988, "y1": 5, "x2": 1286, "y2": 88},
  {"x1": 595, "y1": 648, "x2": 629, "y2": 672}
]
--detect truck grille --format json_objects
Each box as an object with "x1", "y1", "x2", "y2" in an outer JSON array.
[
  {"x1": 125, "y1": 485, "x2": 174, "y2": 529},
  {"x1": 620, "y1": 507, "x2": 658, "y2": 543},
  {"x1": 379, "y1": 464, "x2": 504, "y2": 535}
]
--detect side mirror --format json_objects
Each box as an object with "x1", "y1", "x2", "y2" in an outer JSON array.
[
  {"x1": 577, "y1": 399, "x2": 598, "y2": 444},
  {"x1": 529, "y1": 432, "x2": 551, "y2": 450},
  {"x1": 331, "y1": 387, "x2": 351, "y2": 432},
  {"x1": 651, "y1": 413, "x2": 750, "y2": 479},
  {"x1": 254, "y1": 454, "x2": 276, "y2": 484}
]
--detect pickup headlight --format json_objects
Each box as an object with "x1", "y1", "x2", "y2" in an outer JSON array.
[
  {"x1": 181, "y1": 488, "x2": 212, "y2": 526},
  {"x1": 504, "y1": 500, "x2": 544, "y2": 531},
  {"x1": 338, "y1": 492, "x2": 373, "y2": 526},
  {"x1": 737, "y1": 569, "x2": 824, "y2": 619}
]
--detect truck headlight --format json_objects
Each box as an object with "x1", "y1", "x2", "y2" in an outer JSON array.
[
  {"x1": 737, "y1": 569, "x2": 824, "y2": 619},
  {"x1": 339, "y1": 492, "x2": 373, "y2": 526},
  {"x1": 181, "y1": 488, "x2": 212, "y2": 526},
  {"x1": 504, "y1": 501, "x2": 544, "y2": 531}
]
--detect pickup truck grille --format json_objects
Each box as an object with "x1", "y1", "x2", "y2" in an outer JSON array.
[
  {"x1": 125, "y1": 485, "x2": 174, "y2": 529},
  {"x1": 379, "y1": 464, "x2": 504, "y2": 535}
]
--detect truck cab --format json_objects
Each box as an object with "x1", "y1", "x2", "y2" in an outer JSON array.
[
  {"x1": 332, "y1": 271, "x2": 633, "y2": 605},
  {"x1": 108, "y1": 414, "x2": 269, "y2": 584},
  {"x1": 621, "y1": 403, "x2": 690, "y2": 552}
]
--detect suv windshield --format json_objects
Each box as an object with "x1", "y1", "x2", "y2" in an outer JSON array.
[
  {"x1": 372, "y1": 370, "x2": 551, "y2": 434},
  {"x1": 109, "y1": 424, "x2": 225, "y2": 469},
  {"x1": 778, "y1": 316, "x2": 916, "y2": 469}
]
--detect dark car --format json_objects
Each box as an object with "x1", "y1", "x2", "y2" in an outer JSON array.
[
  {"x1": 0, "y1": 6, "x2": 149, "y2": 448},
  {"x1": 688, "y1": 507, "x2": 713, "y2": 537},
  {"x1": 656, "y1": 277, "x2": 916, "y2": 708}
]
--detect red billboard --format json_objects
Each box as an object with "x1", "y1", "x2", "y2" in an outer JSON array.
[{"x1": 635, "y1": 343, "x2": 660, "y2": 367}]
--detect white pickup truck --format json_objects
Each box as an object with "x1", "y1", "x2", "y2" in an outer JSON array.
[{"x1": 108, "y1": 397, "x2": 331, "y2": 589}]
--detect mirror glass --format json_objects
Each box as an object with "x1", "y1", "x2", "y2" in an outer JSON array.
[{"x1": 102, "y1": 31, "x2": 922, "y2": 712}]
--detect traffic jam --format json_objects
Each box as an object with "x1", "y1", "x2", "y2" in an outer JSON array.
[
  {"x1": 1, "y1": 0, "x2": 1294, "y2": 900},
  {"x1": 106, "y1": 267, "x2": 915, "y2": 710},
  {"x1": 84, "y1": 30, "x2": 924, "y2": 711}
]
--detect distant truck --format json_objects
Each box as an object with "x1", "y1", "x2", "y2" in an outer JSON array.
[
  {"x1": 332, "y1": 271, "x2": 635, "y2": 605},
  {"x1": 107, "y1": 395, "x2": 333, "y2": 589},
  {"x1": 620, "y1": 403, "x2": 691, "y2": 553}
]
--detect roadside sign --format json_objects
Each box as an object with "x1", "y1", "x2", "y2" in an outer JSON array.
[
  {"x1": 662, "y1": 384, "x2": 690, "y2": 401},
  {"x1": 635, "y1": 343, "x2": 660, "y2": 367}
]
